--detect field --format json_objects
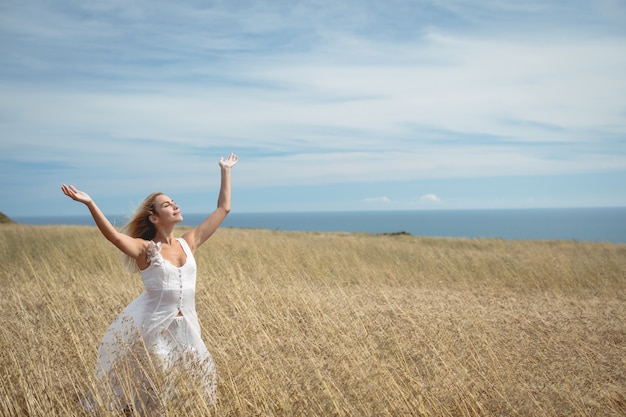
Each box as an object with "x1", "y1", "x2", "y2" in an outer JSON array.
[{"x1": 1, "y1": 224, "x2": 625, "y2": 416}]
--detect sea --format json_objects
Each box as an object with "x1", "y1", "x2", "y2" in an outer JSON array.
[{"x1": 12, "y1": 207, "x2": 626, "y2": 244}]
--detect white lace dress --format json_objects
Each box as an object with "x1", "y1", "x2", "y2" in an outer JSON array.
[{"x1": 91, "y1": 238, "x2": 216, "y2": 414}]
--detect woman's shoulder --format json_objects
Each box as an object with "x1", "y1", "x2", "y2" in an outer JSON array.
[{"x1": 133, "y1": 238, "x2": 154, "y2": 271}]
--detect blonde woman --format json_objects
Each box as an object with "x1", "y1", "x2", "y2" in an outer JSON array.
[{"x1": 62, "y1": 153, "x2": 238, "y2": 415}]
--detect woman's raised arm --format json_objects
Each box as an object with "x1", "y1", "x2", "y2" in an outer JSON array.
[
  {"x1": 183, "y1": 153, "x2": 238, "y2": 252},
  {"x1": 61, "y1": 184, "x2": 147, "y2": 258}
]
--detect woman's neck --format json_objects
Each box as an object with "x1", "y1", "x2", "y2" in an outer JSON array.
[{"x1": 153, "y1": 227, "x2": 176, "y2": 245}]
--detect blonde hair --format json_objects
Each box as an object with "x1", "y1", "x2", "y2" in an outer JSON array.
[{"x1": 121, "y1": 192, "x2": 163, "y2": 272}]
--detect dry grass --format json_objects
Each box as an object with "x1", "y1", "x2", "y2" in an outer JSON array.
[{"x1": 1, "y1": 224, "x2": 625, "y2": 416}]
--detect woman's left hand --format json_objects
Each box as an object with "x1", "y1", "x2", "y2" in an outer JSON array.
[{"x1": 219, "y1": 153, "x2": 239, "y2": 169}]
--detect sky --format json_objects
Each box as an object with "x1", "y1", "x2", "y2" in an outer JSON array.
[{"x1": 1, "y1": 0, "x2": 626, "y2": 217}]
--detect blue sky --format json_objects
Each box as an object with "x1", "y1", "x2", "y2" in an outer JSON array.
[{"x1": 1, "y1": 0, "x2": 625, "y2": 217}]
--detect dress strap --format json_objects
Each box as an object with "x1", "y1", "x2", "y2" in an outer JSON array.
[{"x1": 177, "y1": 238, "x2": 193, "y2": 257}]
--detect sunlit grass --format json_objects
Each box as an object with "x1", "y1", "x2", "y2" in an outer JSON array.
[{"x1": 1, "y1": 224, "x2": 625, "y2": 416}]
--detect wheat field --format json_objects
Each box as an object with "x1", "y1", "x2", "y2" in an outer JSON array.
[{"x1": 1, "y1": 224, "x2": 625, "y2": 416}]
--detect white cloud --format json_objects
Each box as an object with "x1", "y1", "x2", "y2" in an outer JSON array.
[
  {"x1": 362, "y1": 196, "x2": 392, "y2": 204},
  {"x1": 420, "y1": 194, "x2": 442, "y2": 204}
]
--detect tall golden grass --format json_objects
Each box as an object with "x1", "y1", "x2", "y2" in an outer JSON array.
[{"x1": 1, "y1": 224, "x2": 625, "y2": 416}]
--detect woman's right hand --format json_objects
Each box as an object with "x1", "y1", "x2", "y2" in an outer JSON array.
[{"x1": 61, "y1": 184, "x2": 93, "y2": 205}]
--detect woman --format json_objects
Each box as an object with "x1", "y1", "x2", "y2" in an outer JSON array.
[{"x1": 62, "y1": 153, "x2": 238, "y2": 414}]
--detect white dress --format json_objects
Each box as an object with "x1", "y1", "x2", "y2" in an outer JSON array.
[{"x1": 92, "y1": 238, "x2": 216, "y2": 414}]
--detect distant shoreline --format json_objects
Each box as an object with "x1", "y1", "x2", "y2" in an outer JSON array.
[{"x1": 10, "y1": 207, "x2": 626, "y2": 244}]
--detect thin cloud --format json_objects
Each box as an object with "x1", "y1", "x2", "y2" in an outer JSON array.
[
  {"x1": 420, "y1": 194, "x2": 442, "y2": 204},
  {"x1": 362, "y1": 196, "x2": 392, "y2": 204}
]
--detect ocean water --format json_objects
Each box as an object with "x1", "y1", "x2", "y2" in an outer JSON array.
[{"x1": 12, "y1": 207, "x2": 626, "y2": 243}]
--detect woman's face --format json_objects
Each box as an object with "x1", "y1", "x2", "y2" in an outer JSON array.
[{"x1": 153, "y1": 194, "x2": 183, "y2": 224}]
